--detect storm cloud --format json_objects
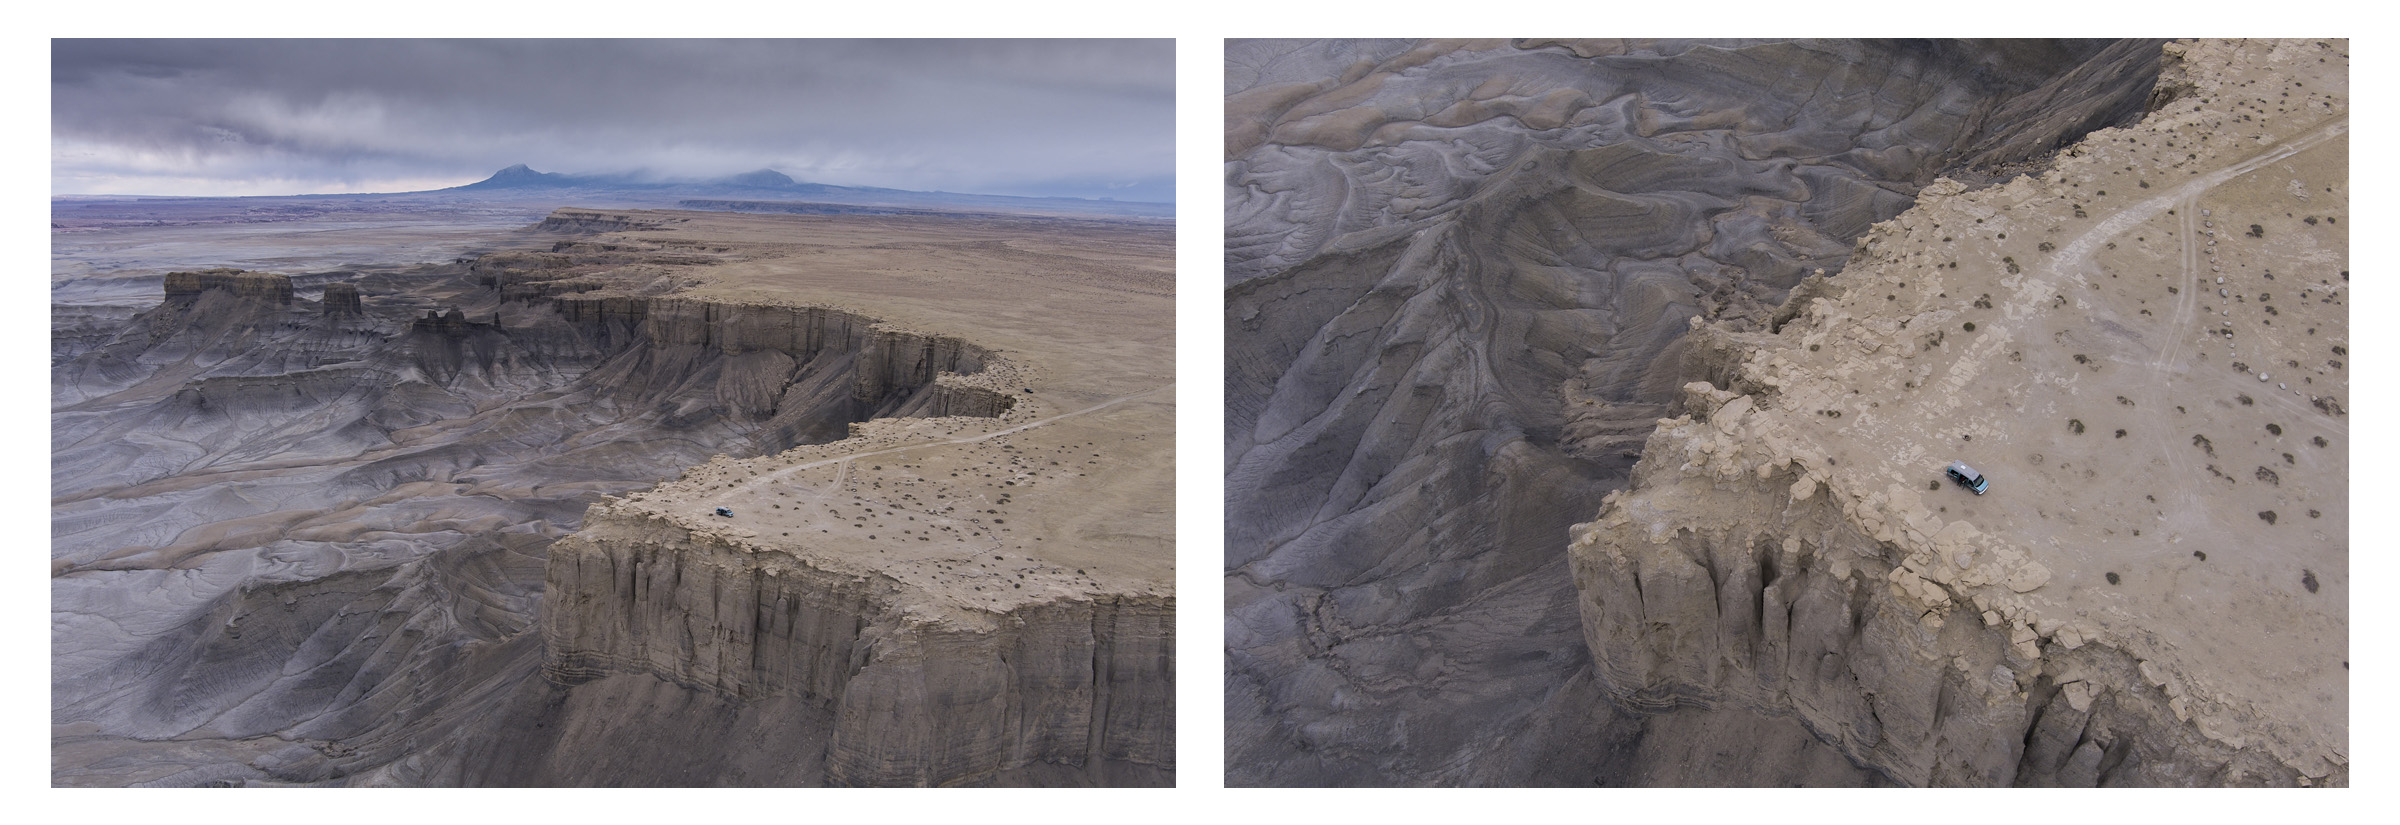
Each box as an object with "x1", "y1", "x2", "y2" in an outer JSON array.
[{"x1": 52, "y1": 39, "x2": 1174, "y2": 201}]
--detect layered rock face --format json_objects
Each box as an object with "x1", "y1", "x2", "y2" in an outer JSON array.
[
  {"x1": 536, "y1": 207, "x2": 687, "y2": 234},
  {"x1": 1224, "y1": 38, "x2": 2167, "y2": 785},
  {"x1": 163, "y1": 268, "x2": 294, "y2": 306},
  {"x1": 545, "y1": 295, "x2": 1011, "y2": 442},
  {"x1": 1571, "y1": 39, "x2": 2346, "y2": 786},
  {"x1": 321, "y1": 283, "x2": 363, "y2": 316},
  {"x1": 548, "y1": 294, "x2": 1000, "y2": 407},
  {"x1": 541, "y1": 502, "x2": 1172, "y2": 786}
]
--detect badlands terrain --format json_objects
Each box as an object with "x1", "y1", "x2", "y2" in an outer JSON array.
[
  {"x1": 53, "y1": 204, "x2": 1174, "y2": 786},
  {"x1": 1225, "y1": 38, "x2": 2342, "y2": 786}
]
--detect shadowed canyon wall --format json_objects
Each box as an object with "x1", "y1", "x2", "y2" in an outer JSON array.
[{"x1": 539, "y1": 504, "x2": 1173, "y2": 786}]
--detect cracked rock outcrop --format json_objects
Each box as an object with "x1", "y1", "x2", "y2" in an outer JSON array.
[{"x1": 542, "y1": 493, "x2": 1172, "y2": 787}]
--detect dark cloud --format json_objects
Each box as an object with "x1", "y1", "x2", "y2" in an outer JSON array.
[{"x1": 51, "y1": 39, "x2": 1174, "y2": 201}]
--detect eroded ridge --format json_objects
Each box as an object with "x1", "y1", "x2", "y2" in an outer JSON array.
[{"x1": 1570, "y1": 38, "x2": 2347, "y2": 786}]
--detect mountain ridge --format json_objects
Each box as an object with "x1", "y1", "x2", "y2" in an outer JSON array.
[{"x1": 441, "y1": 164, "x2": 1158, "y2": 206}]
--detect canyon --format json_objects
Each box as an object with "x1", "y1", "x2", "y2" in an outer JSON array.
[
  {"x1": 1224, "y1": 38, "x2": 2343, "y2": 786},
  {"x1": 53, "y1": 205, "x2": 1175, "y2": 786}
]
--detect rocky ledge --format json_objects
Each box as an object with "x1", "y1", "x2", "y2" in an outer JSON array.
[
  {"x1": 542, "y1": 498, "x2": 1172, "y2": 786},
  {"x1": 163, "y1": 267, "x2": 294, "y2": 305}
]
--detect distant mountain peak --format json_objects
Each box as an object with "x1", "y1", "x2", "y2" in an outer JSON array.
[
  {"x1": 726, "y1": 168, "x2": 798, "y2": 188},
  {"x1": 457, "y1": 164, "x2": 568, "y2": 189}
]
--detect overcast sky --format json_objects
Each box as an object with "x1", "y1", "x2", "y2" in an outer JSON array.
[{"x1": 51, "y1": 39, "x2": 1174, "y2": 202}]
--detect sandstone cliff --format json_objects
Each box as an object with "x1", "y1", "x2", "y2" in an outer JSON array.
[
  {"x1": 541, "y1": 501, "x2": 1172, "y2": 786},
  {"x1": 1569, "y1": 38, "x2": 2346, "y2": 786},
  {"x1": 538, "y1": 294, "x2": 1011, "y2": 447},
  {"x1": 537, "y1": 208, "x2": 687, "y2": 234},
  {"x1": 164, "y1": 268, "x2": 294, "y2": 306},
  {"x1": 321, "y1": 283, "x2": 363, "y2": 316}
]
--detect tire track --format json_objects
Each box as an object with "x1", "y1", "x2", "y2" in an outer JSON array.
[
  {"x1": 2149, "y1": 194, "x2": 2205, "y2": 507},
  {"x1": 2155, "y1": 195, "x2": 2204, "y2": 373},
  {"x1": 2028, "y1": 117, "x2": 2345, "y2": 519},
  {"x1": 2049, "y1": 115, "x2": 2348, "y2": 289}
]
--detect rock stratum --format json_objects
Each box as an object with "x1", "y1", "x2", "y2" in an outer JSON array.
[
  {"x1": 1222, "y1": 38, "x2": 2340, "y2": 786},
  {"x1": 54, "y1": 207, "x2": 1175, "y2": 786},
  {"x1": 542, "y1": 491, "x2": 1171, "y2": 786},
  {"x1": 1571, "y1": 38, "x2": 2346, "y2": 786}
]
